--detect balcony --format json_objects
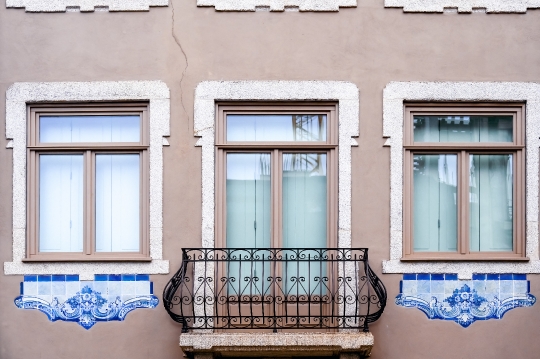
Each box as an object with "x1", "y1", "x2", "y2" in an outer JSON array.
[{"x1": 163, "y1": 248, "x2": 387, "y2": 358}]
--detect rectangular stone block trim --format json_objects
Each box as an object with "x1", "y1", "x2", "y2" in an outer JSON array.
[
  {"x1": 194, "y1": 81, "x2": 359, "y2": 251},
  {"x1": 384, "y1": 0, "x2": 540, "y2": 13},
  {"x1": 193, "y1": 81, "x2": 360, "y2": 326},
  {"x1": 196, "y1": 0, "x2": 356, "y2": 12},
  {"x1": 381, "y1": 81, "x2": 540, "y2": 279},
  {"x1": 4, "y1": 81, "x2": 171, "y2": 280},
  {"x1": 6, "y1": 0, "x2": 168, "y2": 12}
]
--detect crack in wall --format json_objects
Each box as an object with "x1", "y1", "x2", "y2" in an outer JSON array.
[{"x1": 170, "y1": 0, "x2": 190, "y2": 132}]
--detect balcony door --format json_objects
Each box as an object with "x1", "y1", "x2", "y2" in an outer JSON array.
[{"x1": 215, "y1": 104, "x2": 338, "y2": 330}]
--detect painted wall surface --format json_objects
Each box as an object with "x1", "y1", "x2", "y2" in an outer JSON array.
[{"x1": 1, "y1": 2, "x2": 540, "y2": 359}]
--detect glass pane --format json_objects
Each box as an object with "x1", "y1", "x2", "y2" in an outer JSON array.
[
  {"x1": 469, "y1": 155, "x2": 513, "y2": 252},
  {"x1": 227, "y1": 115, "x2": 327, "y2": 142},
  {"x1": 226, "y1": 153, "x2": 271, "y2": 248},
  {"x1": 414, "y1": 115, "x2": 513, "y2": 143},
  {"x1": 39, "y1": 155, "x2": 84, "y2": 252},
  {"x1": 226, "y1": 153, "x2": 271, "y2": 295},
  {"x1": 413, "y1": 154, "x2": 458, "y2": 252},
  {"x1": 40, "y1": 115, "x2": 140, "y2": 143},
  {"x1": 283, "y1": 153, "x2": 327, "y2": 295},
  {"x1": 95, "y1": 154, "x2": 140, "y2": 252}
]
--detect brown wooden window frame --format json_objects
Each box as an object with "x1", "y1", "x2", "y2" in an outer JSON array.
[
  {"x1": 215, "y1": 102, "x2": 339, "y2": 251},
  {"x1": 214, "y1": 102, "x2": 340, "y2": 331},
  {"x1": 26, "y1": 103, "x2": 151, "y2": 262},
  {"x1": 403, "y1": 103, "x2": 527, "y2": 261}
]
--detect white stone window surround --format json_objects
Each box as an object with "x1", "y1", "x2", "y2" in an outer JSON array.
[
  {"x1": 4, "y1": 81, "x2": 170, "y2": 280},
  {"x1": 382, "y1": 81, "x2": 540, "y2": 280},
  {"x1": 196, "y1": 0, "x2": 356, "y2": 12},
  {"x1": 384, "y1": 0, "x2": 540, "y2": 13},
  {"x1": 5, "y1": 0, "x2": 168, "y2": 12},
  {"x1": 193, "y1": 81, "x2": 359, "y2": 332},
  {"x1": 194, "y1": 80, "x2": 359, "y2": 250}
]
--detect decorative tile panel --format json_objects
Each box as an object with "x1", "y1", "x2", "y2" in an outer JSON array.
[
  {"x1": 15, "y1": 274, "x2": 158, "y2": 329},
  {"x1": 396, "y1": 274, "x2": 535, "y2": 327}
]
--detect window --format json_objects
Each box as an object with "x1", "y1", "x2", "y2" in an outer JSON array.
[
  {"x1": 26, "y1": 103, "x2": 150, "y2": 261},
  {"x1": 216, "y1": 103, "x2": 338, "y2": 249},
  {"x1": 403, "y1": 104, "x2": 525, "y2": 260},
  {"x1": 215, "y1": 103, "x2": 338, "y2": 293}
]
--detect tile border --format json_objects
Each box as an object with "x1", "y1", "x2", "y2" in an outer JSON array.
[
  {"x1": 4, "y1": 81, "x2": 170, "y2": 280},
  {"x1": 382, "y1": 82, "x2": 540, "y2": 279},
  {"x1": 396, "y1": 273, "x2": 536, "y2": 327}
]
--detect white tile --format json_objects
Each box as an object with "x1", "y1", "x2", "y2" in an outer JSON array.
[
  {"x1": 93, "y1": 281, "x2": 108, "y2": 296},
  {"x1": 66, "y1": 282, "x2": 80, "y2": 296},
  {"x1": 51, "y1": 282, "x2": 66, "y2": 296},
  {"x1": 514, "y1": 280, "x2": 528, "y2": 295},
  {"x1": 38, "y1": 282, "x2": 51, "y2": 295},
  {"x1": 121, "y1": 281, "x2": 136, "y2": 295},
  {"x1": 23, "y1": 282, "x2": 38, "y2": 296},
  {"x1": 108, "y1": 282, "x2": 122, "y2": 297},
  {"x1": 135, "y1": 281, "x2": 150, "y2": 295}
]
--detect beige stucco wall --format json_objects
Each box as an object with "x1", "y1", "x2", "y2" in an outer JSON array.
[{"x1": 1, "y1": 2, "x2": 540, "y2": 358}]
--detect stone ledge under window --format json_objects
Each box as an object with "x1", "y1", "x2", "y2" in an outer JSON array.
[{"x1": 180, "y1": 332, "x2": 374, "y2": 358}]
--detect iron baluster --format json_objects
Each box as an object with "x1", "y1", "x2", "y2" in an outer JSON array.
[{"x1": 163, "y1": 248, "x2": 387, "y2": 332}]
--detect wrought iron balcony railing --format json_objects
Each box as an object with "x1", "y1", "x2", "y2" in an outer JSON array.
[{"x1": 163, "y1": 248, "x2": 386, "y2": 332}]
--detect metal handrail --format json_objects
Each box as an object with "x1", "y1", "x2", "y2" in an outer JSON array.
[{"x1": 163, "y1": 248, "x2": 386, "y2": 332}]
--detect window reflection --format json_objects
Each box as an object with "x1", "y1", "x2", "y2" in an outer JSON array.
[
  {"x1": 414, "y1": 115, "x2": 513, "y2": 143},
  {"x1": 469, "y1": 155, "x2": 513, "y2": 252},
  {"x1": 227, "y1": 115, "x2": 326, "y2": 142}
]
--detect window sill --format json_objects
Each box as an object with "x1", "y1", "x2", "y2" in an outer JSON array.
[
  {"x1": 400, "y1": 255, "x2": 529, "y2": 261},
  {"x1": 5, "y1": 259, "x2": 169, "y2": 280},
  {"x1": 22, "y1": 256, "x2": 152, "y2": 262}
]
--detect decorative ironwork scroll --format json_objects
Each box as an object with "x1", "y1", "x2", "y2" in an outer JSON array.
[{"x1": 163, "y1": 248, "x2": 386, "y2": 332}]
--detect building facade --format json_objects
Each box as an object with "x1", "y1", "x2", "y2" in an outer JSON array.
[{"x1": 1, "y1": 1, "x2": 540, "y2": 358}]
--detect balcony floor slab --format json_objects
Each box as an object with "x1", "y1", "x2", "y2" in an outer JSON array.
[{"x1": 180, "y1": 332, "x2": 374, "y2": 358}]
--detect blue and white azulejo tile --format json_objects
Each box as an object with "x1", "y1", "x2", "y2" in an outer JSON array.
[
  {"x1": 396, "y1": 274, "x2": 535, "y2": 328},
  {"x1": 15, "y1": 274, "x2": 158, "y2": 329}
]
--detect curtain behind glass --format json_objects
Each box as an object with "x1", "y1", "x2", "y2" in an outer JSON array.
[
  {"x1": 40, "y1": 115, "x2": 140, "y2": 143},
  {"x1": 95, "y1": 154, "x2": 140, "y2": 252},
  {"x1": 469, "y1": 155, "x2": 513, "y2": 251},
  {"x1": 39, "y1": 155, "x2": 84, "y2": 252},
  {"x1": 413, "y1": 154, "x2": 458, "y2": 252},
  {"x1": 414, "y1": 116, "x2": 513, "y2": 143},
  {"x1": 283, "y1": 153, "x2": 327, "y2": 295},
  {"x1": 227, "y1": 115, "x2": 326, "y2": 142},
  {"x1": 226, "y1": 153, "x2": 271, "y2": 296}
]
